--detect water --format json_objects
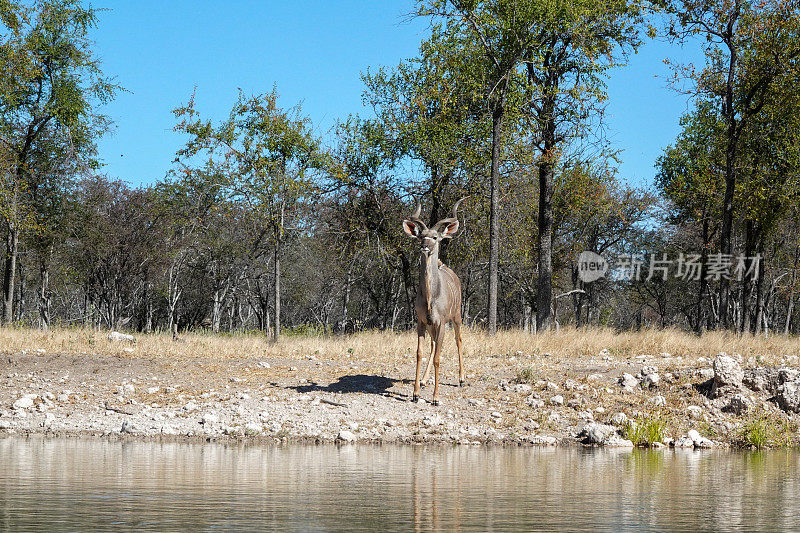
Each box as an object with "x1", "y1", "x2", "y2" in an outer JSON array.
[{"x1": 0, "y1": 438, "x2": 798, "y2": 531}]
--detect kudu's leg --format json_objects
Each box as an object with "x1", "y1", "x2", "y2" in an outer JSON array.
[
  {"x1": 454, "y1": 319, "x2": 465, "y2": 386},
  {"x1": 421, "y1": 333, "x2": 435, "y2": 385},
  {"x1": 432, "y1": 326, "x2": 445, "y2": 406},
  {"x1": 413, "y1": 323, "x2": 425, "y2": 402}
]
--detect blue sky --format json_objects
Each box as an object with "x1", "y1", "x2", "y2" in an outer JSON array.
[{"x1": 92, "y1": 1, "x2": 701, "y2": 189}]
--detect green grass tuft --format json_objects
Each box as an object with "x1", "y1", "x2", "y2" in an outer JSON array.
[
  {"x1": 623, "y1": 416, "x2": 666, "y2": 446},
  {"x1": 514, "y1": 367, "x2": 537, "y2": 384},
  {"x1": 736, "y1": 414, "x2": 797, "y2": 449}
]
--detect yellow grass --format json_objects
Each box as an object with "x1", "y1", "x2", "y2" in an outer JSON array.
[{"x1": 0, "y1": 325, "x2": 797, "y2": 362}]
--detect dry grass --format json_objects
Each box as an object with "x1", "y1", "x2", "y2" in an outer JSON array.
[{"x1": 1, "y1": 325, "x2": 798, "y2": 363}]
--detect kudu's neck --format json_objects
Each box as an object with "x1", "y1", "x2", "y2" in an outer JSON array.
[{"x1": 419, "y1": 247, "x2": 441, "y2": 309}]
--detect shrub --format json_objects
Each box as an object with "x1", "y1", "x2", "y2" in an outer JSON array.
[
  {"x1": 623, "y1": 416, "x2": 666, "y2": 446},
  {"x1": 515, "y1": 367, "x2": 537, "y2": 384}
]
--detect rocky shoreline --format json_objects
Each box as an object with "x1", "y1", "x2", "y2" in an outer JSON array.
[{"x1": 1, "y1": 337, "x2": 799, "y2": 448}]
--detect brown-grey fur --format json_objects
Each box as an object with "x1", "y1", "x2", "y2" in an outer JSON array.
[{"x1": 402, "y1": 199, "x2": 465, "y2": 405}]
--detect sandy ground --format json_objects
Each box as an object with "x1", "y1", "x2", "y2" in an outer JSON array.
[{"x1": 1, "y1": 328, "x2": 799, "y2": 447}]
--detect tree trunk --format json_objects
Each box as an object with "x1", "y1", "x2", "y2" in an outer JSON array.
[
  {"x1": 3, "y1": 224, "x2": 18, "y2": 324},
  {"x1": 211, "y1": 289, "x2": 222, "y2": 333},
  {"x1": 16, "y1": 255, "x2": 25, "y2": 323},
  {"x1": 694, "y1": 217, "x2": 710, "y2": 333},
  {"x1": 785, "y1": 246, "x2": 798, "y2": 335},
  {"x1": 717, "y1": 134, "x2": 736, "y2": 330},
  {"x1": 740, "y1": 220, "x2": 755, "y2": 334},
  {"x1": 340, "y1": 265, "x2": 352, "y2": 333},
  {"x1": 39, "y1": 257, "x2": 51, "y2": 331},
  {"x1": 536, "y1": 150, "x2": 554, "y2": 332},
  {"x1": 717, "y1": 31, "x2": 740, "y2": 330},
  {"x1": 273, "y1": 241, "x2": 281, "y2": 341},
  {"x1": 753, "y1": 242, "x2": 766, "y2": 335},
  {"x1": 487, "y1": 103, "x2": 503, "y2": 334}
]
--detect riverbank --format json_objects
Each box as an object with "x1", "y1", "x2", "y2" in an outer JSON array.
[{"x1": 1, "y1": 327, "x2": 798, "y2": 447}]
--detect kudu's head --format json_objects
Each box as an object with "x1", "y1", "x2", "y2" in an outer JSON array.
[{"x1": 402, "y1": 198, "x2": 465, "y2": 259}]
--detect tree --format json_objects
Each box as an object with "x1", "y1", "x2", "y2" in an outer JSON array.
[
  {"x1": 664, "y1": 0, "x2": 800, "y2": 328},
  {"x1": 173, "y1": 88, "x2": 322, "y2": 341},
  {"x1": 0, "y1": 0, "x2": 117, "y2": 324},
  {"x1": 418, "y1": 0, "x2": 538, "y2": 334},
  {"x1": 521, "y1": 0, "x2": 643, "y2": 331},
  {"x1": 656, "y1": 103, "x2": 725, "y2": 331}
]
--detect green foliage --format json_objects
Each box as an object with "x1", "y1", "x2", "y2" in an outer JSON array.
[
  {"x1": 284, "y1": 324, "x2": 330, "y2": 337},
  {"x1": 514, "y1": 366, "x2": 537, "y2": 384},
  {"x1": 737, "y1": 414, "x2": 797, "y2": 449},
  {"x1": 623, "y1": 415, "x2": 666, "y2": 446}
]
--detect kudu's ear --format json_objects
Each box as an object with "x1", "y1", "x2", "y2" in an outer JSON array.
[
  {"x1": 439, "y1": 220, "x2": 459, "y2": 238},
  {"x1": 403, "y1": 220, "x2": 422, "y2": 238}
]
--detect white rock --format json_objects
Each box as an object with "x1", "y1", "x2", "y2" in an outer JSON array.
[
  {"x1": 713, "y1": 355, "x2": 744, "y2": 388},
  {"x1": 529, "y1": 435, "x2": 557, "y2": 445},
  {"x1": 674, "y1": 436, "x2": 695, "y2": 448},
  {"x1": 12, "y1": 394, "x2": 37, "y2": 410},
  {"x1": 182, "y1": 401, "x2": 198, "y2": 412},
  {"x1": 728, "y1": 394, "x2": 752, "y2": 415},
  {"x1": 687, "y1": 429, "x2": 701, "y2": 442},
  {"x1": 468, "y1": 398, "x2": 484, "y2": 406},
  {"x1": 694, "y1": 437, "x2": 714, "y2": 448},
  {"x1": 422, "y1": 416, "x2": 442, "y2": 427},
  {"x1": 587, "y1": 373, "x2": 604, "y2": 382},
  {"x1": 649, "y1": 395, "x2": 666, "y2": 406},
  {"x1": 513, "y1": 384, "x2": 532, "y2": 394},
  {"x1": 618, "y1": 373, "x2": 638, "y2": 391},
  {"x1": 490, "y1": 411, "x2": 502, "y2": 419},
  {"x1": 201, "y1": 413, "x2": 219, "y2": 426},
  {"x1": 606, "y1": 435, "x2": 635, "y2": 447},
  {"x1": 610, "y1": 412, "x2": 628, "y2": 426},
  {"x1": 0, "y1": 420, "x2": 13, "y2": 429},
  {"x1": 641, "y1": 373, "x2": 660, "y2": 389},
  {"x1": 108, "y1": 331, "x2": 135, "y2": 343},
  {"x1": 244, "y1": 422, "x2": 262, "y2": 436},
  {"x1": 687, "y1": 406, "x2": 703, "y2": 419},
  {"x1": 567, "y1": 398, "x2": 583, "y2": 409},
  {"x1": 776, "y1": 380, "x2": 800, "y2": 413},
  {"x1": 550, "y1": 395, "x2": 564, "y2": 406},
  {"x1": 337, "y1": 430, "x2": 357, "y2": 442},
  {"x1": 639, "y1": 366, "x2": 658, "y2": 377},
  {"x1": 579, "y1": 423, "x2": 618, "y2": 445},
  {"x1": 696, "y1": 368, "x2": 714, "y2": 380},
  {"x1": 526, "y1": 396, "x2": 544, "y2": 409},
  {"x1": 146, "y1": 387, "x2": 159, "y2": 394}
]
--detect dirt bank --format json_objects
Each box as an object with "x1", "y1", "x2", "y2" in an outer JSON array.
[{"x1": 1, "y1": 328, "x2": 798, "y2": 447}]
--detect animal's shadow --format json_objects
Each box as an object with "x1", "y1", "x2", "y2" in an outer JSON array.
[{"x1": 288, "y1": 374, "x2": 409, "y2": 398}]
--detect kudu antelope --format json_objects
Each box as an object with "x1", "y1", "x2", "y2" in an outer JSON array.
[{"x1": 402, "y1": 199, "x2": 465, "y2": 406}]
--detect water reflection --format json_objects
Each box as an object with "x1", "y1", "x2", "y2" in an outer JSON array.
[{"x1": 0, "y1": 438, "x2": 798, "y2": 531}]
